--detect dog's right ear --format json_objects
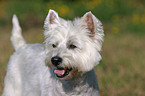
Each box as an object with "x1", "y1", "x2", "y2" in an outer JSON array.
[{"x1": 44, "y1": 9, "x2": 60, "y2": 30}]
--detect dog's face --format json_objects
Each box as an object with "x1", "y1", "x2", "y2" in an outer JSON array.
[{"x1": 44, "y1": 10, "x2": 104, "y2": 80}]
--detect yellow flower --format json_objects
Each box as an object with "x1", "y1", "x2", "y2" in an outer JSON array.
[
  {"x1": 132, "y1": 13, "x2": 139, "y2": 24},
  {"x1": 112, "y1": 26, "x2": 119, "y2": 34},
  {"x1": 86, "y1": 0, "x2": 102, "y2": 10},
  {"x1": 141, "y1": 13, "x2": 145, "y2": 24},
  {"x1": 59, "y1": 5, "x2": 69, "y2": 17}
]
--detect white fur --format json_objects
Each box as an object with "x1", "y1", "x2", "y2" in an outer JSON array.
[{"x1": 2, "y1": 9, "x2": 104, "y2": 96}]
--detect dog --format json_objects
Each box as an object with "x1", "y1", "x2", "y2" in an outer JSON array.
[{"x1": 2, "y1": 9, "x2": 104, "y2": 96}]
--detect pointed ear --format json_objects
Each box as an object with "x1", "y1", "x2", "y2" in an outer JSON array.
[
  {"x1": 44, "y1": 9, "x2": 60, "y2": 29},
  {"x1": 83, "y1": 12, "x2": 94, "y2": 37},
  {"x1": 82, "y1": 11, "x2": 104, "y2": 37}
]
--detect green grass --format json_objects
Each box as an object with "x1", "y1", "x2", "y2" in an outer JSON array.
[
  {"x1": 0, "y1": 27, "x2": 145, "y2": 95},
  {"x1": 96, "y1": 33, "x2": 145, "y2": 96},
  {"x1": 0, "y1": 0, "x2": 145, "y2": 36}
]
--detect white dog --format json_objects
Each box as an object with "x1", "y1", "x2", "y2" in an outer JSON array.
[{"x1": 2, "y1": 9, "x2": 104, "y2": 96}]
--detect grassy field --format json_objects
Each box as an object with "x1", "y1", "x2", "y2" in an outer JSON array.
[
  {"x1": 0, "y1": 26, "x2": 145, "y2": 95},
  {"x1": 97, "y1": 33, "x2": 145, "y2": 96}
]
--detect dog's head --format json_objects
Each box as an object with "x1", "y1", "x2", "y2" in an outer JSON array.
[{"x1": 44, "y1": 9, "x2": 104, "y2": 80}]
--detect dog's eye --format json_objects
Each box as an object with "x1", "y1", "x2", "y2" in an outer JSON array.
[
  {"x1": 69, "y1": 44, "x2": 77, "y2": 49},
  {"x1": 52, "y1": 44, "x2": 57, "y2": 48}
]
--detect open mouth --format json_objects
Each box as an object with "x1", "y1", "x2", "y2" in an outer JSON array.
[{"x1": 54, "y1": 67, "x2": 72, "y2": 78}]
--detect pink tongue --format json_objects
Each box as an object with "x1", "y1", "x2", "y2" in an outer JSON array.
[{"x1": 54, "y1": 69, "x2": 65, "y2": 75}]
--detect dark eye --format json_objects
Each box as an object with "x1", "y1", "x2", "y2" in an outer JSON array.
[
  {"x1": 52, "y1": 44, "x2": 57, "y2": 48},
  {"x1": 69, "y1": 44, "x2": 77, "y2": 49}
]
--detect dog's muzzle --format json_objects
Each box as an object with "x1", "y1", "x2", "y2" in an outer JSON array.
[{"x1": 51, "y1": 56, "x2": 72, "y2": 79}]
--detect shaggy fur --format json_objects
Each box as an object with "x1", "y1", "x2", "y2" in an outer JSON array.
[{"x1": 2, "y1": 9, "x2": 104, "y2": 96}]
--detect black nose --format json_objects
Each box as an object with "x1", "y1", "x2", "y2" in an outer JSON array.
[{"x1": 51, "y1": 56, "x2": 62, "y2": 66}]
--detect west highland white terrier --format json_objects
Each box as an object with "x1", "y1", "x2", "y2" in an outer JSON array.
[{"x1": 2, "y1": 9, "x2": 104, "y2": 96}]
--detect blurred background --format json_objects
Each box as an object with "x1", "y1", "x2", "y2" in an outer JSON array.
[{"x1": 0, "y1": 0, "x2": 145, "y2": 95}]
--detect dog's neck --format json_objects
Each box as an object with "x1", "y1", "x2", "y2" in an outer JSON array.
[{"x1": 60, "y1": 70, "x2": 100, "y2": 95}]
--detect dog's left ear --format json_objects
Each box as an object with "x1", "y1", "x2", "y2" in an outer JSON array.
[
  {"x1": 82, "y1": 11, "x2": 104, "y2": 38},
  {"x1": 44, "y1": 9, "x2": 60, "y2": 30}
]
